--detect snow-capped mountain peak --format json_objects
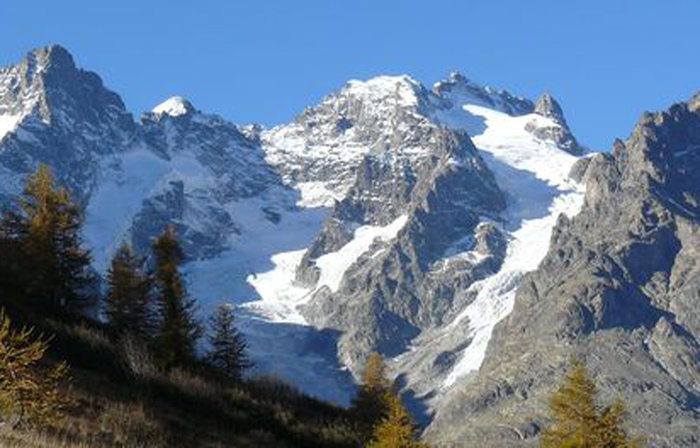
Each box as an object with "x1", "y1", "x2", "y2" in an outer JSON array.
[
  {"x1": 343, "y1": 75, "x2": 426, "y2": 109},
  {"x1": 434, "y1": 71, "x2": 535, "y2": 116},
  {"x1": 152, "y1": 96, "x2": 195, "y2": 117}
]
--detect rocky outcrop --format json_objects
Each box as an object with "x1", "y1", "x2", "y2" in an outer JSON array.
[
  {"x1": 434, "y1": 72, "x2": 535, "y2": 117},
  {"x1": 525, "y1": 92, "x2": 582, "y2": 155}
]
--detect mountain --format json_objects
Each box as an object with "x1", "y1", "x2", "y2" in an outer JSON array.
[
  {"x1": 1, "y1": 45, "x2": 698, "y2": 446},
  {"x1": 425, "y1": 95, "x2": 700, "y2": 447}
]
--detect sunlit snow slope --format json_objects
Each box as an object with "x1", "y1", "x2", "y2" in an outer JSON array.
[
  {"x1": 442, "y1": 105, "x2": 584, "y2": 387},
  {"x1": 394, "y1": 100, "x2": 586, "y2": 403}
]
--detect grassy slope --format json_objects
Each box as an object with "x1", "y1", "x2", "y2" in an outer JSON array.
[{"x1": 0, "y1": 314, "x2": 361, "y2": 448}]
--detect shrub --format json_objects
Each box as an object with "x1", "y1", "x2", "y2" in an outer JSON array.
[
  {"x1": 118, "y1": 334, "x2": 158, "y2": 380},
  {"x1": 98, "y1": 401, "x2": 166, "y2": 447}
]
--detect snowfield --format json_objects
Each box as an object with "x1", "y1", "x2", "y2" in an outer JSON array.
[
  {"x1": 438, "y1": 104, "x2": 585, "y2": 388},
  {"x1": 0, "y1": 114, "x2": 23, "y2": 143}
]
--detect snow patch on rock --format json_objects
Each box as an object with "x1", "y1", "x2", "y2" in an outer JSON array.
[
  {"x1": 316, "y1": 214, "x2": 409, "y2": 293},
  {"x1": 0, "y1": 114, "x2": 23, "y2": 142},
  {"x1": 152, "y1": 96, "x2": 193, "y2": 117}
]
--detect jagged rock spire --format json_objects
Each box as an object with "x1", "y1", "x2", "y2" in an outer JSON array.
[
  {"x1": 527, "y1": 91, "x2": 582, "y2": 155},
  {"x1": 31, "y1": 44, "x2": 77, "y2": 72},
  {"x1": 535, "y1": 92, "x2": 566, "y2": 124}
]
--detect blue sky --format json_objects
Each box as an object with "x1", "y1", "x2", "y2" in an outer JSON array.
[{"x1": 1, "y1": 1, "x2": 698, "y2": 150}]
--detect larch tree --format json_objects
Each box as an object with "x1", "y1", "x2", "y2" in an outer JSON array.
[
  {"x1": 105, "y1": 243, "x2": 154, "y2": 339},
  {"x1": 0, "y1": 309, "x2": 70, "y2": 427},
  {"x1": 1, "y1": 164, "x2": 93, "y2": 315},
  {"x1": 540, "y1": 357, "x2": 643, "y2": 448},
  {"x1": 152, "y1": 227, "x2": 201, "y2": 370},
  {"x1": 206, "y1": 303, "x2": 252, "y2": 382},
  {"x1": 367, "y1": 393, "x2": 428, "y2": 448},
  {"x1": 353, "y1": 352, "x2": 394, "y2": 438}
]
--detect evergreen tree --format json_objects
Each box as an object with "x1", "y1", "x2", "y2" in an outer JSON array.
[
  {"x1": 152, "y1": 227, "x2": 201, "y2": 370},
  {"x1": 540, "y1": 357, "x2": 643, "y2": 448},
  {"x1": 353, "y1": 352, "x2": 394, "y2": 437},
  {"x1": 0, "y1": 223, "x2": 26, "y2": 305},
  {"x1": 367, "y1": 393, "x2": 428, "y2": 448},
  {"x1": 206, "y1": 303, "x2": 252, "y2": 382},
  {"x1": 1, "y1": 164, "x2": 93, "y2": 314},
  {"x1": 0, "y1": 309, "x2": 70, "y2": 426},
  {"x1": 105, "y1": 244, "x2": 154, "y2": 338}
]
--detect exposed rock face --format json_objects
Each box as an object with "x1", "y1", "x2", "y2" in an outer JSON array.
[
  {"x1": 0, "y1": 45, "x2": 137, "y2": 200},
  {"x1": 135, "y1": 100, "x2": 279, "y2": 259},
  {"x1": 262, "y1": 75, "x2": 511, "y2": 376},
  {"x1": 526, "y1": 92, "x2": 582, "y2": 155},
  {"x1": 426, "y1": 99, "x2": 700, "y2": 447},
  {"x1": 300, "y1": 126, "x2": 507, "y2": 372},
  {"x1": 433, "y1": 72, "x2": 535, "y2": 117}
]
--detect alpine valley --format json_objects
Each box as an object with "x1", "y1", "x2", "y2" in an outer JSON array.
[{"x1": 1, "y1": 45, "x2": 699, "y2": 447}]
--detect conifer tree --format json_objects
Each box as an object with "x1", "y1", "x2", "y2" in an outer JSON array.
[
  {"x1": 0, "y1": 309, "x2": 70, "y2": 426},
  {"x1": 152, "y1": 227, "x2": 201, "y2": 370},
  {"x1": 1, "y1": 164, "x2": 93, "y2": 314},
  {"x1": 540, "y1": 357, "x2": 643, "y2": 448},
  {"x1": 367, "y1": 393, "x2": 428, "y2": 448},
  {"x1": 353, "y1": 352, "x2": 394, "y2": 437},
  {"x1": 206, "y1": 303, "x2": 252, "y2": 382},
  {"x1": 105, "y1": 244, "x2": 154, "y2": 338},
  {"x1": 0, "y1": 223, "x2": 25, "y2": 305}
]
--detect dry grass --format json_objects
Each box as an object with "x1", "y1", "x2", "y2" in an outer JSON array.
[{"x1": 0, "y1": 315, "x2": 362, "y2": 448}]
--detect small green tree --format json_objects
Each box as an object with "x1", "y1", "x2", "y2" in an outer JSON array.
[
  {"x1": 206, "y1": 303, "x2": 252, "y2": 382},
  {"x1": 0, "y1": 309, "x2": 70, "y2": 427},
  {"x1": 105, "y1": 244, "x2": 154, "y2": 339},
  {"x1": 367, "y1": 393, "x2": 428, "y2": 448},
  {"x1": 540, "y1": 357, "x2": 643, "y2": 448},
  {"x1": 152, "y1": 227, "x2": 201, "y2": 370},
  {"x1": 2, "y1": 164, "x2": 93, "y2": 314},
  {"x1": 352, "y1": 352, "x2": 394, "y2": 438}
]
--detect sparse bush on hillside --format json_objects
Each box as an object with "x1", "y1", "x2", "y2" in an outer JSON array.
[
  {"x1": 97, "y1": 401, "x2": 166, "y2": 447},
  {"x1": 118, "y1": 333, "x2": 158, "y2": 380}
]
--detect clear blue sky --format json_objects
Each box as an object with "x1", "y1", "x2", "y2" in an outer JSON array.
[{"x1": 1, "y1": 1, "x2": 699, "y2": 150}]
